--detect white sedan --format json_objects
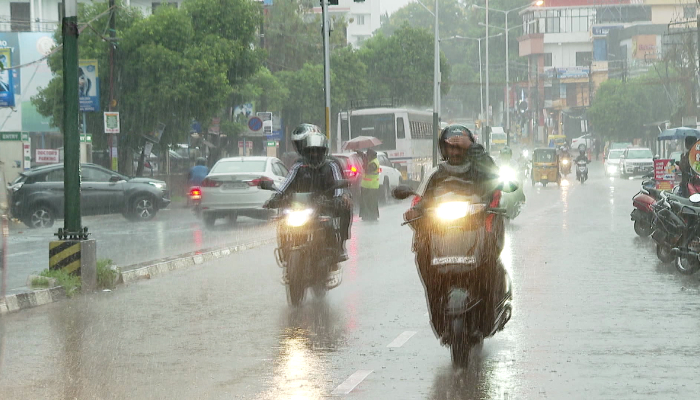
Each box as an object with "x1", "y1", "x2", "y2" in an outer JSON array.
[
  {"x1": 199, "y1": 157, "x2": 289, "y2": 227},
  {"x1": 376, "y1": 151, "x2": 402, "y2": 202},
  {"x1": 605, "y1": 148, "x2": 625, "y2": 176}
]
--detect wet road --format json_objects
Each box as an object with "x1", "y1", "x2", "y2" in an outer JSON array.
[
  {"x1": 3, "y1": 161, "x2": 700, "y2": 399},
  {"x1": 3, "y1": 208, "x2": 275, "y2": 293}
]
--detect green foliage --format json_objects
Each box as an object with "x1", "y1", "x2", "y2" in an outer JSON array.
[
  {"x1": 31, "y1": 276, "x2": 50, "y2": 287},
  {"x1": 96, "y1": 258, "x2": 117, "y2": 290},
  {"x1": 40, "y1": 269, "x2": 82, "y2": 297}
]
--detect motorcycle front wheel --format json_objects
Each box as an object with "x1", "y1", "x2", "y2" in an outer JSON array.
[
  {"x1": 674, "y1": 255, "x2": 700, "y2": 275},
  {"x1": 450, "y1": 317, "x2": 472, "y2": 368},
  {"x1": 286, "y1": 250, "x2": 307, "y2": 306},
  {"x1": 656, "y1": 244, "x2": 675, "y2": 263}
]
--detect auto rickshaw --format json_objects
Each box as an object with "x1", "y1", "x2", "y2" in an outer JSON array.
[
  {"x1": 547, "y1": 134, "x2": 567, "y2": 149},
  {"x1": 531, "y1": 148, "x2": 561, "y2": 187}
]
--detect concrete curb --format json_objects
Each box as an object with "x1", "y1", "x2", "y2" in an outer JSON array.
[{"x1": 0, "y1": 237, "x2": 276, "y2": 315}]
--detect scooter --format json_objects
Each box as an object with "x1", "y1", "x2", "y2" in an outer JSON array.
[
  {"x1": 630, "y1": 176, "x2": 659, "y2": 237},
  {"x1": 576, "y1": 160, "x2": 588, "y2": 184},
  {"x1": 189, "y1": 186, "x2": 202, "y2": 219}
]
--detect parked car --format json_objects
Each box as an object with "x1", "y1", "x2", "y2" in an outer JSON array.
[
  {"x1": 332, "y1": 152, "x2": 364, "y2": 201},
  {"x1": 8, "y1": 163, "x2": 171, "y2": 228},
  {"x1": 199, "y1": 157, "x2": 287, "y2": 228},
  {"x1": 376, "y1": 151, "x2": 402, "y2": 202},
  {"x1": 571, "y1": 134, "x2": 594, "y2": 152},
  {"x1": 605, "y1": 148, "x2": 625, "y2": 176},
  {"x1": 619, "y1": 147, "x2": 654, "y2": 178}
]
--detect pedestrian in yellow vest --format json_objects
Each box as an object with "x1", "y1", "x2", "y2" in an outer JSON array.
[{"x1": 360, "y1": 148, "x2": 380, "y2": 221}]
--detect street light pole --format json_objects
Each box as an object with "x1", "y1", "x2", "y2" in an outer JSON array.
[
  {"x1": 322, "y1": 0, "x2": 331, "y2": 142},
  {"x1": 485, "y1": 0, "x2": 490, "y2": 152},
  {"x1": 505, "y1": 12, "x2": 510, "y2": 134},
  {"x1": 432, "y1": 0, "x2": 439, "y2": 167},
  {"x1": 478, "y1": 38, "x2": 483, "y2": 122}
]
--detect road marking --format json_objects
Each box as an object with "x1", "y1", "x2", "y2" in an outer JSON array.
[
  {"x1": 387, "y1": 331, "x2": 417, "y2": 348},
  {"x1": 332, "y1": 370, "x2": 373, "y2": 395}
]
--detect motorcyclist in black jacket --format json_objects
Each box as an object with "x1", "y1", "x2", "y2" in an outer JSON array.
[
  {"x1": 264, "y1": 124, "x2": 352, "y2": 261},
  {"x1": 574, "y1": 148, "x2": 589, "y2": 164},
  {"x1": 404, "y1": 124, "x2": 507, "y2": 342}
]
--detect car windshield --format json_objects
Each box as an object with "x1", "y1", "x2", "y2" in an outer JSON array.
[
  {"x1": 627, "y1": 149, "x2": 653, "y2": 159},
  {"x1": 210, "y1": 160, "x2": 266, "y2": 174},
  {"x1": 612, "y1": 142, "x2": 632, "y2": 149},
  {"x1": 491, "y1": 133, "x2": 506, "y2": 141},
  {"x1": 608, "y1": 150, "x2": 624, "y2": 159}
]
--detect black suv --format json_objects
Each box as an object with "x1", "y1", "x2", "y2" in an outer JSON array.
[{"x1": 8, "y1": 163, "x2": 171, "y2": 228}]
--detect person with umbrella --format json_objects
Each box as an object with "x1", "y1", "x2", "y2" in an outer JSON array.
[{"x1": 360, "y1": 148, "x2": 380, "y2": 221}]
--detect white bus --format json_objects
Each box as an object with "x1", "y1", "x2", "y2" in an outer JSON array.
[{"x1": 337, "y1": 108, "x2": 434, "y2": 183}]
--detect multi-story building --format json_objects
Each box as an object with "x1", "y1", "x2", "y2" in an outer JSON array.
[
  {"x1": 310, "y1": 0, "x2": 380, "y2": 48},
  {"x1": 517, "y1": 0, "x2": 696, "y2": 142}
]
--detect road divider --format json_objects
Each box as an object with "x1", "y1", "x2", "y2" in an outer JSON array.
[{"x1": 0, "y1": 236, "x2": 276, "y2": 314}]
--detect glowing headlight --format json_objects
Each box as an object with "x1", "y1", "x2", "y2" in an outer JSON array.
[
  {"x1": 562, "y1": 159, "x2": 569, "y2": 165},
  {"x1": 435, "y1": 201, "x2": 472, "y2": 221},
  {"x1": 499, "y1": 166, "x2": 517, "y2": 184},
  {"x1": 285, "y1": 209, "x2": 313, "y2": 227},
  {"x1": 522, "y1": 149, "x2": 529, "y2": 158},
  {"x1": 607, "y1": 165, "x2": 617, "y2": 173}
]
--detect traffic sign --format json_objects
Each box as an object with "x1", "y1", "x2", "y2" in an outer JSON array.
[{"x1": 248, "y1": 117, "x2": 263, "y2": 132}]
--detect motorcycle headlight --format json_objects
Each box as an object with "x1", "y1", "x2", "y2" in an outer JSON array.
[
  {"x1": 499, "y1": 166, "x2": 517, "y2": 184},
  {"x1": 562, "y1": 159, "x2": 569, "y2": 165},
  {"x1": 434, "y1": 201, "x2": 484, "y2": 221},
  {"x1": 522, "y1": 149, "x2": 529, "y2": 158},
  {"x1": 607, "y1": 165, "x2": 617, "y2": 173},
  {"x1": 285, "y1": 209, "x2": 313, "y2": 227}
]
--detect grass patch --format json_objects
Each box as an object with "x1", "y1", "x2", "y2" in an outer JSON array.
[
  {"x1": 97, "y1": 258, "x2": 117, "y2": 290},
  {"x1": 40, "y1": 269, "x2": 81, "y2": 297},
  {"x1": 30, "y1": 276, "x2": 50, "y2": 287}
]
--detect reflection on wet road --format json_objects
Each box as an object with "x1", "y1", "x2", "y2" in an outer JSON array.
[{"x1": 3, "y1": 162, "x2": 700, "y2": 398}]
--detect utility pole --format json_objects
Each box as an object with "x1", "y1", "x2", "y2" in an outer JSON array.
[
  {"x1": 485, "y1": 0, "x2": 490, "y2": 152},
  {"x1": 432, "y1": 0, "x2": 439, "y2": 166},
  {"x1": 322, "y1": 0, "x2": 331, "y2": 143},
  {"x1": 108, "y1": 0, "x2": 117, "y2": 171}
]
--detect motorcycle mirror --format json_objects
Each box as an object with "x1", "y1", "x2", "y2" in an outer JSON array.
[
  {"x1": 654, "y1": 154, "x2": 660, "y2": 160},
  {"x1": 392, "y1": 185, "x2": 417, "y2": 200},
  {"x1": 690, "y1": 194, "x2": 700, "y2": 203},
  {"x1": 334, "y1": 179, "x2": 350, "y2": 189},
  {"x1": 259, "y1": 180, "x2": 275, "y2": 191}
]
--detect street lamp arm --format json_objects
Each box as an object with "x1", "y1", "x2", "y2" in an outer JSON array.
[
  {"x1": 414, "y1": 0, "x2": 435, "y2": 17},
  {"x1": 472, "y1": 1, "x2": 540, "y2": 14},
  {"x1": 478, "y1": 22, "x2": 523, "y2": 32}
]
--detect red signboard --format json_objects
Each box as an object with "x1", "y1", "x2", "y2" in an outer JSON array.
[{"x1": 654, "y1": 159, "x2": 676, "y2": 191}]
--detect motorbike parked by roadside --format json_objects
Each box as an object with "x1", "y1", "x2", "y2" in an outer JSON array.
[
  {"x1": 260, "y1": 180, "x2": 347, "y2": 306},
  {"x1": 630, "y1": 175, "x2": 659, "y2": 237},
  {"x1": 393, "y1": 178, "x2": 516, "y2": 368}
]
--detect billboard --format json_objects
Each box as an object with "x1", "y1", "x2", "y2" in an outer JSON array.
[
  {"x1": 0, "y1": 48, "x2": 15, "y2": 107},
  {"x1": 79, "y1": 59, "x2": 100, "y2": 111}
]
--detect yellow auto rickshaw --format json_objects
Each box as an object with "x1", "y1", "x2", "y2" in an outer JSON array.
[
  {"x1": 547, "y1": 134, "x2": 567, "y2": 149},
  {"x1": 531, "y1": 148, "x2": 561, "y2": 187}
]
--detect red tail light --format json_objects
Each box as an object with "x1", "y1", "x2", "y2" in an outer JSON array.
[
  {"x1": 248, "y1": 176, "x2": 273, "y2": 187},
  {"x1": 346, "y1": 165, "x2": 359, "y2": 178},
  {"x1": 411, "y1": 195, "x2": 422, "y2": 207},
  {"x1": 189, "y1": 188, "x2": 202, "y2": 200},
  {"x1": 201, "y1": 178, "x2": 221, "y2": 188}
]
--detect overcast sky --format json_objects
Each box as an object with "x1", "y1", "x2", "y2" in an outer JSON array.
[{"x1": 380, "y1": 0, "x2": 414, "y2": 16}]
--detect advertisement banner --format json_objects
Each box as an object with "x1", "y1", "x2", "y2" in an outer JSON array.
[
  {"x1": 79, "y1": 59, "x2": 100, "y2": 112},
  {"x1": 654, "y1": 159, "x2": 676, "y2": 191},
  {"x1": 0, "y1": 48, "x2": 15, "y2": 107},
  {"x1": 104, "y1": 112, "x2": 120, "y2": 133}
]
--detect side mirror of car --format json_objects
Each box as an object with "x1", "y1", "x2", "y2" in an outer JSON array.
[
  {"x1": 109, "y1": 175, "x2": 121, "y2": 183},
  {"x1": 259, "y1": 180, "x2": 275, "y2": 191},
  {"x1": 392, "y1": 185, "x2": 417, "y2": 200}
]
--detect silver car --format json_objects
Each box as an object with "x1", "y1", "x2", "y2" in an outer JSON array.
[
  {"x1": 605, "y1": 149, "x2": 625, "y2": 176},
  {"x1": 199, "y1": 157, "x2": 289, "y2": 228}
]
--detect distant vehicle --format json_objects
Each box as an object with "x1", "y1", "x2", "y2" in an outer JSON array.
[
  {"x1": 489, "y1": 127, "x2": 507, "y2": 152},
  {"x1": 337, "y1": 107, "x2": 434, "y2": 183},
  {"x1": 199, "y1": 156, "x2": 287, "y2": 228},
  {"x1": 376, "y1": 151, "x2": 402, "y2": 202},
  {"x1": 619, "y1": 148, "x2": 654, "y2": 178},
  {"x1": 332, "y1": 152, "x2": 365, "y2": 200},
  {"x1": 605, "y1": 149, "x2": 626, "y2": 176},
  {"x1": 571, "y1": 134, "x2": 594, "y2": 152},
  {"x1": 8, "y1": 163, "x2": 171, "y2": 228}
]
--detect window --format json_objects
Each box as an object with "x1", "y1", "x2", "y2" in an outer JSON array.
[
  {"x1": 544, "y1": 53, "x2": 552, "y2": 67},
  {"x1": 396, "y1": 117, "x2": 405, "y2": 139},
  {"x1": 46, "y1": 169, "x2": 64, "y2": 182},
  {"x1": 351, "y1": 114, "x2": 396, "y2": 151},
  {"x1": 378, "y1": 155, "x2": 392, "y2": 168},
  {"x1": 546, "y1": 10, "x2": 560, "y2": 33},
  {"x1": 211, "y1": 160, "x2": 266, "y2": 174},
  {"x1": 58, "y1": 2, "x2": 64, "y2": 22},
  {"x1": 356, "y1": 15, "x2": 365, "y2": 25},
  {"x1": 152, "y1": 2, "x2": 179, "y2": 14},
  {"x1": 576, "y1": 51, "x2": 592, "y2": 66},
  {"x1": 82, "y1": 167, "x2": 113, "y2": 182},
  {"x1": 272, "y1": 162, "x2": 288, "y2": 177},
  {"x1": 10, "y1": 2, "x2": 31, "y2": 32}
]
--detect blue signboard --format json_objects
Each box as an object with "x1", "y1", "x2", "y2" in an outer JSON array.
[
  {"x1": 79, "y1": 60, "x2": 100, "y2": 112},
  {"x1": 0, "y1": 48, "x2": 16, "y2": 107},
  {"x1": 592, "y1": 25, "x2": 622, "y2": 37}
]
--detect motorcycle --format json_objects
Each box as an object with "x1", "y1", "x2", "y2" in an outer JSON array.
[
  {"x1": 576, "y1": 160, "x2": 588, "y2": 184},
  {"x1": 498, "y1": 165, "x2": 525, "y2": 220},
  {"x1": 559, "y1": 155, "x2": 572, "y2": 176},
  {"x1": 393, "y1": 178, "x2": 515, "y2": 367},
  {"x1": 260, "y1": 180, "x2": 347, "y2": 306},
  {"x1": 630, "y1": 176, "x2": 659, "y2": 237},
  {"x1": 189, "y1": 186, "x2": 203, "y2": 219}
]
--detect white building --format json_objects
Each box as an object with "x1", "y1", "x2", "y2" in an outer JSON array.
[
  {"x1": 310, "y1": 0, "x2": 381, "y2": 48},
  {"x1": 0, "y1": 0, "x2": 183, "y2": 32}
]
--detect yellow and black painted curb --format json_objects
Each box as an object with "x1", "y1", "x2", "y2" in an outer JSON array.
[{"x1": 49, "y1": 241, "x2": 82, "y2": 275}]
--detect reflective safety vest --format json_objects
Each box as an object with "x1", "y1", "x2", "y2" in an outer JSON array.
[{"x1": 361, "y1": 158, "x2": 380, "y2": 189}]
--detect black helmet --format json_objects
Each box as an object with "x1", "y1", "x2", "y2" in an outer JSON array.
[
  {"x1": 196, "y1": 157, "x2": 206, "y2": 166},
  {"x1": 439, "y1": 124, "x2": 474, "y2": 162},
  {"x1": 291, "y1": 123, "x2": 324, "y2": 155}
]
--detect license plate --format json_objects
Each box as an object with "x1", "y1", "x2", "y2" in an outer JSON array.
[{"x1": 223, "y1": 182, "x2": 247, "y2": 189}]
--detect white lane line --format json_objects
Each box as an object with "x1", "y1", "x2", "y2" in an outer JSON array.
[
  {"x1": 387, "y1": 331, "x2": 417, "y2": 348},
  {"x1": 332, "y1": 370, "x2": 373, "y2": 395}
]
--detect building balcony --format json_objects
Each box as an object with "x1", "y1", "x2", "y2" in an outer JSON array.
[{"x1": 518, "y1": 33, "x2": 544, "y2": 56}]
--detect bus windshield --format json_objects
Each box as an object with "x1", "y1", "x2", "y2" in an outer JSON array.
[{"x1": 351, "y1": 114, "x2": 396, "y2": 151}]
